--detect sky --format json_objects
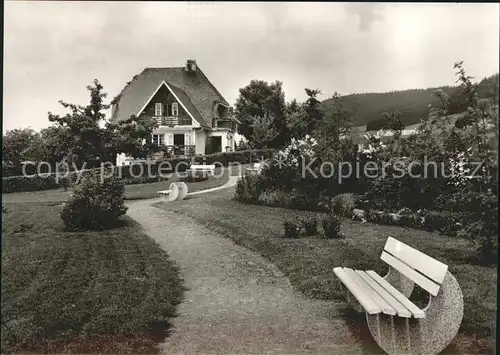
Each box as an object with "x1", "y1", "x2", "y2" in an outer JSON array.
[{"x1": 3, "y1": 1, "x2": 499, "y2": 132}]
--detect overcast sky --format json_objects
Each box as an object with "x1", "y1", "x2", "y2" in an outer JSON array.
[{"x1": 4, "y1": 2, "x2": 499, "y2": 132}]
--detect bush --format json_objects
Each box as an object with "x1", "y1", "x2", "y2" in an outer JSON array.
[
  {"x1": 321, "y1": 215, "x2": 341, "y2": 239},
  {"x1": 2, "y1": 205, "x2": 7, "y2": 214},
  {"x1": 283, "y1": 221, "x2": 301, "y2": 239},
  {"x1": 457, "y1": 221, "x2": 498, "y2": 266},
  {"x1": 234, "y1": 174, "x2": 267, "y2": 203},
  {"x1": 330, "y1": 193, "x2": 356, "y2": 217},
  {"x1": 399, "y1": 213, "x2": 423, "y2": 228},
  {"x1": 422, "y1": 211, "x2": 461, "y2": 235},
  {"x1": 283, "y1": 188, "x2": 320, "y2": 211},
  {"x1": 301, "y1": 217, "x2": 318, "y2": 236},
  {"x1": 257, "y1": 189, "x2": 286, "y2": 206},
  {"x1": 61, "y1": 171, "x2": 128, "y2": 231}
]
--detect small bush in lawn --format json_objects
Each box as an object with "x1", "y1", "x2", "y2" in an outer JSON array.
[
  {"x1": 321, "y1": 214, "x2": 341, "y2": 239},
  {"x1": 283, "y1": 221, "x2": 301, "y2": 238},
  {"x1": 330, "y1": 193, "x2": 356, "y2": 217},
  {"x1": 2, "y1": 205, "x2": 7, "y2": 214},
  {"x1": 301, "y1": 217, "x2": 318, "y2": 236},
  {"x1": 61, "y1": 170, "x2": 128, "y2": 231}
]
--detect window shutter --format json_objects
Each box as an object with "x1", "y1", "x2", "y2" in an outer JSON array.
[
  {"x1": 166, "y1": 133, "x2": 174, "y2": 146},
  {"x1": 184, "y1": 133, "x2": 191, "y2": 146},
  {"x1": 172, "y1": 103, "x2": 179, "y2": 116},
  {"x1": 155, "y1": 103, "x2": 162, "y2": 116}
]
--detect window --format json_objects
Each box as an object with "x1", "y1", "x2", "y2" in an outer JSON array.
[
  {"x1": 155, "y1": 103, "x2": 162, "y2": 116},
  {"x1": 172, "y1": 102, "x2": 179, "y2": 116},
  {"x1": 152, "y1": 134, "x2": 164, "y2": 146}
]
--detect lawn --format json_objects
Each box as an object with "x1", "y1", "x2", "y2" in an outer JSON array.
[
  {"x1": 1, "y1": 202, "x2": 184, "y2": 353},
  {"x1": 154, "y1": 187, "x2": 496, "y2": 354},
  {"x1": 2, "y1": 164, "x2": 244, "y2": 204}
]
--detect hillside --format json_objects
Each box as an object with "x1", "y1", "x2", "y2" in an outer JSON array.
[{"x1": 321, "y1": 73, "x2": 499, "y2": 130}]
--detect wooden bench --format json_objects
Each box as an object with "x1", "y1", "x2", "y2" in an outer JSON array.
[
  {"x1": 187, "y1": 164, "x2": 216, "y2": 176},
  {"x1": 157, "y1": 182, "x2": 188, "y2": 202},
  {"x1": 334, "y1": 237, "x2": 463, "y2": 355}
]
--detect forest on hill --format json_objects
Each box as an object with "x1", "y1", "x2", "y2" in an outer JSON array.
[{"x1": 321, "y1": 73, "x2": 499, "y2": 131}]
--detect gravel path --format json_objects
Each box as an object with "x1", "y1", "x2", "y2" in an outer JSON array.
[{"x1": 127, "y1": 184, "x2": 363, "y2": 354}]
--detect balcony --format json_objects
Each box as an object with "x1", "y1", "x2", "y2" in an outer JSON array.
[
  {"x1": 153, "y1": 116, "x2": 192, "y2": 127},
  {"x1": 165, "y1": 145, "x2": 195, "y2": 157},
  {"x1": 214, "y1": 119, "x2": 234, "y2": 130}
]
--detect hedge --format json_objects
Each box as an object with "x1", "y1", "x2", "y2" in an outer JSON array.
[
  {"x1": 193, "y1": 149, "x2": 276, "y2": 166},
  {"x1": 1, "y1": 150, "x2": 275, "y2": 193}
]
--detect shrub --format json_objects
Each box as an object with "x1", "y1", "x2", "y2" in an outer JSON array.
[
  {"x1": 234, "y1": 174, "x2": 267, "y2": 203},
  {"x1": 457, "y1": 221, "x2": 498, "y2": 266},
  {"x1": 61, "y1": 171, "x2": 128, "y2": 231},
  {"x1": 422, "y1": 211, "x2": 461, "y2": 235},
  {"x1": 2, "y1": 205, "x2": 7, "y2": 214},
  {"x1": 283, "y1": 188, "x2": 320, "y2": 211},
  {"x1": 257, "y1": 189, "x2": 286, "y2": 206},
  {"x1": 301, "y1": 217, "x2": 318, "y2": 236},
  {"x1": 283, "y1": 221, "x2": 301, "y2": 239},
  {"x1": 399, "y1": 213, "x2": 422, "y2": 228},
  {"x1": 330, "y1": 193, "x2": 356, "y2": 217},
  {"x1": 321, "y1": 215, "x2": 341, "y2": 239}
]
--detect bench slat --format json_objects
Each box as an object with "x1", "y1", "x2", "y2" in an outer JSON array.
[
  {"x1": 384, "y1": 237, "x2": 448, "y2": 284},
  {"x1": 189, "y1": 165, "x2": 216, "y2": 170},
  {"x1": 381, "y1": 251, "x2": 440, "y2": 296},
  {"x1": 333, "y1": 267, "x2": 381, "y2": 314},
  {"x1": 346, "y1": 269, "x2": 397, "y2": 316},
  {"x1": 356, "y1": 270, "x2": 411, "y2": 318},
  {"x1": 366, "y1": 270, "x2": 425, "y2": 318}
]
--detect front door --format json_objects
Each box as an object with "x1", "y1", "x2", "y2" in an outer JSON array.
[{"x1": 173, "y1": 134, "x2": 185, "y2": 155}]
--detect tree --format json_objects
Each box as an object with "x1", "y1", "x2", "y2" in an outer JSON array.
[
  {"x1": 47, "y1": 79, "x2": 160, "y2": 168},
  {"x1": 318, "y1": 92, "x2": 353, "y2": 144},
  {"x1": 103, "y1": 115, "x2": 160, "y2": 160},
  {"x1": 2, "y1": 128, "x2": 41, "y2": 165},
  {"x1": 384, "y1": 111, "x2": 405, "y2": 139},
  {"x1": 235, "y1": 80, "x2": 289, "y2": 148}
]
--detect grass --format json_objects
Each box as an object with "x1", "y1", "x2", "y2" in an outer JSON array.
[
  {"x1": 1, "y1": 202, "x2": 184, "y2": 354},
  {"x1": 154, "y1": 187, "x2": 496, "y2": 354},
  {"x1": 2, "y1": 164, "x2": 244, "y2": 204}
]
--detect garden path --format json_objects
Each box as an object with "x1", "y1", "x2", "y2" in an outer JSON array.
[{"x1": 126, "y1": 182, "x2": 363, "y2": 354}]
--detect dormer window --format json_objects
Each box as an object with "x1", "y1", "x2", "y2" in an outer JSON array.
[
  {"x1": 172, "y1": 102, "x2": 179, "y2": 116},
  {"x1": 155, "y1": 103, "x2": 162, "y2": 116}
]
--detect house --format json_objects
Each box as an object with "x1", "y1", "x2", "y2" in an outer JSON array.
[{"x1": 111, "y1": 59, "x2": 238, "y2": 165}]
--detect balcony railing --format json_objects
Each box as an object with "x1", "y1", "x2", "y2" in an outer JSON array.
[
  {"x1": 164, "y1": 145, "x2": 195, "y2": 157},
  {"x1": 214, "y1": 119, "x2": 234, "y2": 129},
  {"x1": 154, "y1": 116, "x2": 192, "y2": 126}
]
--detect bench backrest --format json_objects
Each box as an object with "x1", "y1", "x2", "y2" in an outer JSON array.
[
  {"x1": 380, "y1": 237, "x2": 448, "y2": 296},
  {"x1": 190, "y1": 164, "x2": 216, "y2": 170}
]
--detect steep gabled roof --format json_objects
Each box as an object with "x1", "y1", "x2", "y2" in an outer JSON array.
[{"x1": 111, "y1": 65, "x2": 230, "y2": 128}]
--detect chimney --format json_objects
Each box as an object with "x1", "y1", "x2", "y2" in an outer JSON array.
[{"x1": 185, "y1": 59, "x2": 197, "y2": 73}]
